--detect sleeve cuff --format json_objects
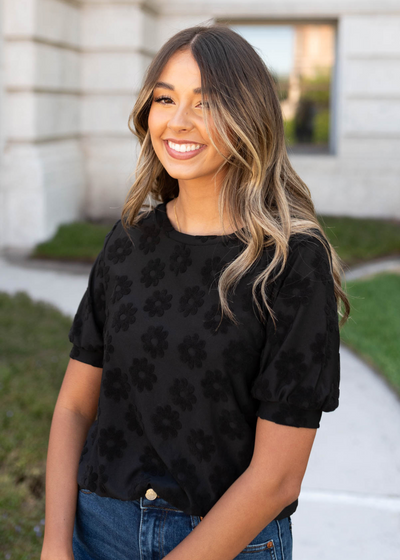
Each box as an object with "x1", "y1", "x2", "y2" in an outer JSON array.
[
  {"x1": 69, "y1": 345, "x2": 103, "y2": 368},
  {"x1": 256, "y1": 400, "x2": 322, "y2": 429}
]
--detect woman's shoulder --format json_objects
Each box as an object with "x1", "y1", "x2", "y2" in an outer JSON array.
[{"x1": 285, "y1": 228, "x2": 332, "y2": 266}]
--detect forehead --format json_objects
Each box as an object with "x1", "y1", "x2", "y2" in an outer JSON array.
[{"x1": 156, "y1": 50, "x2": 201, "y2": 89}]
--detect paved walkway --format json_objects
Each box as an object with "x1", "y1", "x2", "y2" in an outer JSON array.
[{"x1": 1, "y1": 254, "x2": 400, "y2": 560}]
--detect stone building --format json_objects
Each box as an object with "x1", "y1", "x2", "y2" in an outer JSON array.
[{"x1": 0, "y1": 0, "x2": 399, "y2": 251}]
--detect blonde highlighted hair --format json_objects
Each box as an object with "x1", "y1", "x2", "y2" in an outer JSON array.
[{"x1": 122, "y1": 23, "x2": 350, "y2": 327}]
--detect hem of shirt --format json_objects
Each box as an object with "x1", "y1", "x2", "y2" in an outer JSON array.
[
  {"x1": 69, "y1": 345, "x2": 103, "y2": 368},
  {"x1": 256, "y1": 401, "x2": 322, "y2": 429},
  {"x1": 275, "y1": 499, "x2": 298, "y2": 520}
]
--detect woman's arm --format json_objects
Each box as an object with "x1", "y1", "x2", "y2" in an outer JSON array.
[
  {"x1": 41, "y1": 358, "x2": 102, "y2": 560},
  {"x1": 162, "y1": 416, "x2": 317, "y2": 560}
]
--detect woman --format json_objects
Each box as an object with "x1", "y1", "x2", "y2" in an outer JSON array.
[{"x1": 41, "y1": 24, "x2": 349, "y2": 560}]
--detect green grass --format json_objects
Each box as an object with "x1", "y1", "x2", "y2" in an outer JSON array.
[
  {"x1": 0, "y1": 291, "x2": 71, "y2": 559},
  {"x1": 31, "y1": 215, "x2": 400, "y2": 267},
  {"x1": 32, "y1": 220, "x2": 115, "y2": 262},
  {"x1": 319, "y1": 215, "x2": 400, "y2": 266},
  {"x1": 341, "y1": 273, "x2": 400, "y2": 396}
]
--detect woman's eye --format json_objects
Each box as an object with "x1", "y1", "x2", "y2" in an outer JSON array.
[
  {"x1": 153, "y1": 95, "x2": 209, "y2": 109},
  {"x1": 154, "y1": 95, "x2": 173, "y2": 104}
]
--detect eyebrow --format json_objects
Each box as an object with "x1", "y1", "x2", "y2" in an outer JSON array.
[{"x1": 154, "y1": 81, "x2": 202, "y2": 95}]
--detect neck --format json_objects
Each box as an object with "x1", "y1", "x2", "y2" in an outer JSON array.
[{"x1": 169, "y1": 191, "x2": 241, "y2": 236}]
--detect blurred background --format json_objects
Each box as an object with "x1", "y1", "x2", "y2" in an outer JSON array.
[{"x1": 0, "y1": 1, "x2": 399, "y2": 559}]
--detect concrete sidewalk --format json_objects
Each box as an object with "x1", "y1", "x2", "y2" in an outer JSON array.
[{"x1": 1, "y1": 254, "x2": 400, "y2": 560}]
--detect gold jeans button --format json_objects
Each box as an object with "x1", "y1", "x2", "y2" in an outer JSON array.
[{"x1": 145, "y1": 488, "x2": 158, "y2": 500}]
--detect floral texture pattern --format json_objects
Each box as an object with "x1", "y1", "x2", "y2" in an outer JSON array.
[{"x1": 68, "y1": 200, "x2": 340, "y2": 518}]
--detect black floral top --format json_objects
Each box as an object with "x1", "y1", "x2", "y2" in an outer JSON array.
[{"x1": 68, "y1": 198, "x2": 340, "y2": 519}]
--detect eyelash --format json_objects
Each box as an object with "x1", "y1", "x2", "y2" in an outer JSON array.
[{"x1": 154, "y1": 95, "x2": 208, "y2": 109}]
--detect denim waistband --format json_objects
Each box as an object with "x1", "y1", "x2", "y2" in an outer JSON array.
[{"x1": 140, "y1": 494, "x2": 185, "y2": 513}]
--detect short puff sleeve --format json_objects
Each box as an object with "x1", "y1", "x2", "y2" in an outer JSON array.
[
  {"x1": 250, "y1": 233, "x2": 340, "y2": 429},
  {"x1": 68, "y1": 220, "x2": 120, "y2": 367}
]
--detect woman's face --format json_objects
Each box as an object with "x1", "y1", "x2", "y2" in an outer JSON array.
[{"x1": 148, "y1": 49, "x2": 228, "y2": 185}]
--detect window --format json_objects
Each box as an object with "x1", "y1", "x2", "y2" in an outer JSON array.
[{"x1": 230, "y1": 22, "x2": 337, "y2": 154}]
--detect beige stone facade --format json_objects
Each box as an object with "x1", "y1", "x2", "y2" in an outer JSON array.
[{"x1": 0, "y1": 0, "x2": 399, "y2": 250}]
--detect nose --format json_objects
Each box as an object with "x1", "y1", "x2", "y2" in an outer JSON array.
[{"x1": 167, "y1": 103, "x2": 194, "y2": 132}]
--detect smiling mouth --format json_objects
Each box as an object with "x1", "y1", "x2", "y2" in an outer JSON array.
[
  {"x1": 163, "y1": 140, "x2": 206, "y2": 160},
  {"x1": 167, "y1": 140, "x2": 204, "y2": 152}
]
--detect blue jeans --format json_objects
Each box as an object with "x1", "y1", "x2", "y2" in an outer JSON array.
[{"x1": 73, "y1": 489, "x2": 293, "y2": 560}]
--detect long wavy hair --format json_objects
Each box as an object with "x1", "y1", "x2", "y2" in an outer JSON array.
[{"x1": 122, "y1": 23, "x2": 350, "y2": 327}]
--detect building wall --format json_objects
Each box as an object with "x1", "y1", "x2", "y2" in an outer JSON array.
[
  {"x1": 1, "y1": 0, "x2": 84, "y2": 250},
  {"x1": 156, "y1": 1, "x2": 400, "y2": 219},
  {"x1": 79, "y1": 0, "x2": 157, "y2": 221},
  {"x1": 0, "y1": 0, "x2": 399, "y2": 251}
]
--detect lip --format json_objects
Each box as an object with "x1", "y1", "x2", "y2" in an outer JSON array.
[{"x1": 163, "y1": 139, "x2": 207, "y2": 160}]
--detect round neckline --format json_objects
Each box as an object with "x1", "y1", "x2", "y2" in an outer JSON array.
[{"x1": 156, "y1": 198, "x2": 246, "y2": 246}]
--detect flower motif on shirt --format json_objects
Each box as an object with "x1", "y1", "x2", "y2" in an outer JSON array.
[
  {"x1": 129, "y1": 357, "x2": 157, "y2": 392},
  {"x1": 139, "y1": 445, "x2": 167, "y2": 476},
  {"x1": 270, "y1": 402, "x2": 310, "y2": 428},
  {"x1": 218, "y1": 410, "x2": 246, "y2": 441},
  {"x1": 201, "y1": 370, "x2": 231, "y2": 402},
  {"x1": 170, "y1": 457, "x2": 199, "y2": 489},
  {"x1": 144, "y1": 289, "x2": 172, "y2": 317},
  {"x1": 169, "y1": 378, "x2": 197, "y2": 412},
  {"x1": 93, "y1": 283, "x2": 106, "y2": 314},
  {"x1": 222, "y1": 340, "x2": 254, "y2": 376},
  {"x1": 111, "y1": 302, "x2": 137, "y2": 333},
  {"x1": 96, "y1": 253, "x2": 110, "y2": 291},
  {"x1": 138, "y1": 224, "x2": 161, "y2": 254},
  {"x1": 141, "y1": 258, "x2": 166, "y2": 288},
  {"x1": 203, "y1": 303, "x2": 232, "y2": 335},
  {"x1": 82, "y1": 465, "x2": 98, "y2": 492},
  {"x1": 98, "y1": 425, "x2": 128, "y2": 461},
  {"x1": 310, "y1": 332, "x2": 327, "y2": 365},
  {"x1": 103, "y1": 368, "x2": 131, "y2": 402},
  {"x1": 151, "y1": 405, "x2": 182, "y2": 440},
  {"x1": 178, "y1": 333, "x2": 207, "y2": 369},
  {"x1": 288, "y1": 385, "x2": 322, "y2": 409},
  {"x1": 103, "y1": 333, "x2": 115, "y2": 363},
  {"x1": 107, "y1": 237, "x2": 133, "y2": 264},
  {"x1": 141, "y1": 325, "x2": 168, "y2": 358},
  {"x1": 187, "y1": 429, "x2": 216, "y2": 463},
  {"x1": 251, "y1": 376, "x2": 273, "y2": 402},
  {"x1": 275, "y1": 349, "x2": 307, "y2": 389},
  {"x1": 112, "y1": 275, "x2": 133, "y2": 303},
  {"x1": 170, "y1": 245, "x2": 193, "y2": 276},
  {"x1": 201, "y1": 256, "x2": 227, "y2": 290},
  {"x1": 125, "y1": 403, "x2": 144, "y2": 436},
  {"x1": 178, "y1": 286, "x2": 206, "y2": 317},
  {"x1": 280, "y1": 272, "x2": 313, "y2": 310},
  {"x1": 310, "y1": 249, "x2": 333, "y2": 286}
]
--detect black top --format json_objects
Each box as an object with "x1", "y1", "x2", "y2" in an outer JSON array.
[{"x1": 68, "y1": 198, "x2": 340, "y2": 519}]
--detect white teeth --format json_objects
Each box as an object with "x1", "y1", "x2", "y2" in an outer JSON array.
[{"x1": 167, "y1": 141, "x2": 202, "y2": 153}]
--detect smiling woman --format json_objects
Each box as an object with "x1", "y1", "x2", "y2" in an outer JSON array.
[
  {"x1": 147, "y1": 50, "x2": 233, "y2": 233},
  {"x1": 41, "y1": 23, "x2": 349, "y2": 560}
]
